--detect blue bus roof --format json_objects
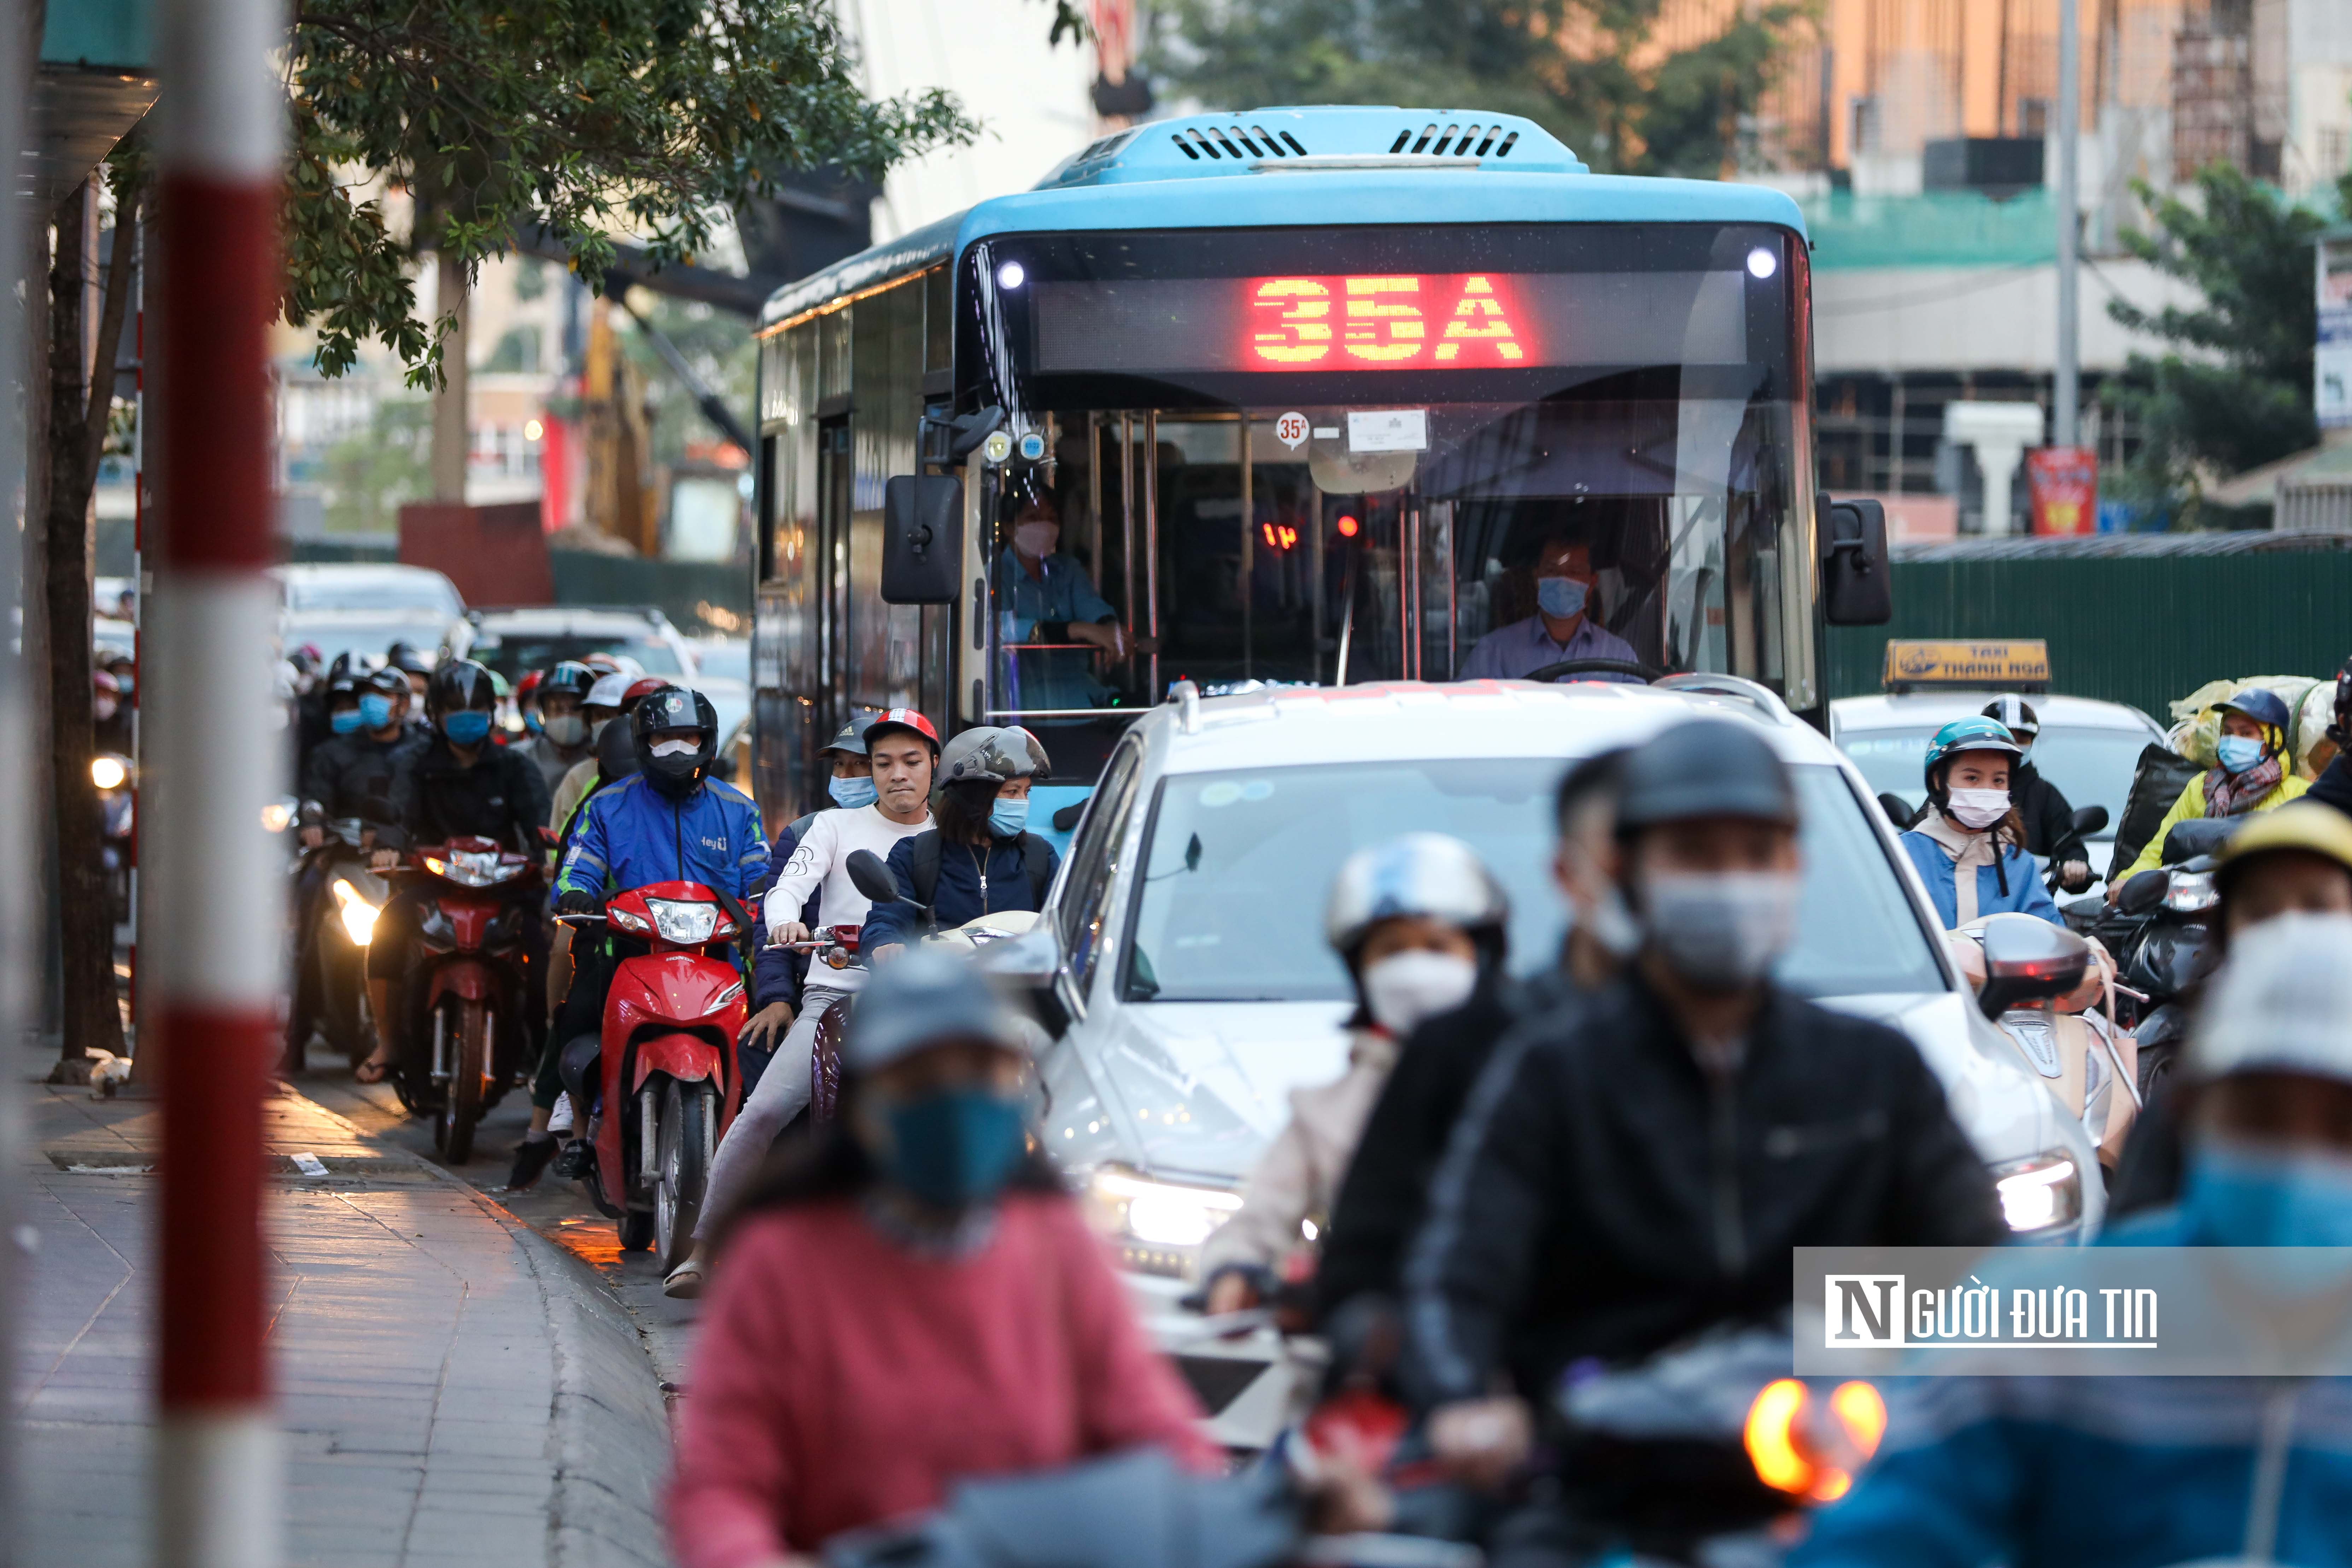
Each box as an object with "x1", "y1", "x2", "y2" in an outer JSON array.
[{"x1": 758, "y1": 107, "x2": 1809, "y2": 334}]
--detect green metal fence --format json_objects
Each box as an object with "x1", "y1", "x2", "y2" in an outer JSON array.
[{"x1": 1824, "y1": 555, "x2": 2352, "y2": 720}]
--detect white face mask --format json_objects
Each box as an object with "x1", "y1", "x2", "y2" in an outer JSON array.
[
  {"x1": 1578, "y1": 883, "x2": 1644, "y2": 960},
  {"x1": 1639, "y1": 871, "x2": 1800, "y2": 990},
  {"x1": 1014, "y1": 521, "x2": 1059, "y2": 559},
  {"x1": 649, "y1": 739, "x2": 699, "y2": 758},
  {"x1": 1360, "y1": 949, "x2": 1478, "y2": 1036},
  {"x1": 1945, "y1": 788, "x2": 2011, "y2": 831}
]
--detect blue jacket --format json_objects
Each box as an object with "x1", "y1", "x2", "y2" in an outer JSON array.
[
  {"x1": 1791, "y1": 1206, "x2": 2352, "y2": 1568},
  {"x1": 555, "y1": 774, "x2": 769, "y2": 908},
  {"x1": 859, "y1": 831, "x2": 1061, "y2": 953},
  {"x1": 1898, "y1": 830, "x2": 2062, "y2": 928}
]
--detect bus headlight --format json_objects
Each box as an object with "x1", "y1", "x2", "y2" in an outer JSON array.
[
  {"x1": 1083, "y1": 1166, "x2": 1242, "y2": 1277},
  {"x1": 331, "y1": 878, "x2": 381, "y2": 946},
  {"x1": 1992, "y1": 1154, "x2": 2081, "y2": 1234}
]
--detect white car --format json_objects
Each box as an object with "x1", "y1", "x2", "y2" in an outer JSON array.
[
  {"x1": 1830, "y1": 692, "x2": 2168, "y2": 897},
  {"x1": 992, "y1": 677, "x2": 2104, "y2": 1446},
  {"x1": 274, "y1": 562, "x2": 469, "y2": 672}
]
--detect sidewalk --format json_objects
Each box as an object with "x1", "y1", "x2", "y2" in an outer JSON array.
[{"x1": 17, "y1": 1061, "x2": 677, "y2": 1568}]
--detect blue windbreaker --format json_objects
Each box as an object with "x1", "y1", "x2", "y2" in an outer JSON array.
[
  {"x1": 555, "y1": 774, "x2": 768, "y2": 908},
  {"x1": 1898, "y1": 830, "x2": 2062, "y2": 928}
]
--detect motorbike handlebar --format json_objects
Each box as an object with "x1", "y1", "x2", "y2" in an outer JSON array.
[{"x1": 552, "y1": 912, "x2": 608, "y2": 928}]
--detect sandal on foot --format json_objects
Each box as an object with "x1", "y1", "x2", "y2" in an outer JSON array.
[
  {"x1": 662, "y1": 1259, "x2": 707, "y2": 1300},
  {"x1": 354, "y1": 1058, "x2": 394, "y2": 1084}
]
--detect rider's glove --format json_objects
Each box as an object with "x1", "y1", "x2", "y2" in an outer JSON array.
[{"x1": 555, "y1": 889, "x2": 600, "y2": 916}]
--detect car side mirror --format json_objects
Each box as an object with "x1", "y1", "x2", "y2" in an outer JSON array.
[
  {"x1": 971, "y1": 926, "x2": 1072, "y2": 1038},
  {"x1": 2116, "y1": 868, "x2": 2167, "y2": 915},
  {"x1": 2070, "y1": 804, "x2": 2110, "y2": 838},
  {"x1": 1877, "y1": 791, "x2": 1916, "y2": 829},
  {"x1": 1975, "y1": 913, "x2": 2091, "y2": 1018},
  {"x1": 845, "y1": 848, "x2": 903, "y2": 906},
  {"x1": 882, "y1": 476, "x2": 963, "y2": 604},
  {"x1": 1819, "y1": 495, "x2": 1893, "y2": 626}
]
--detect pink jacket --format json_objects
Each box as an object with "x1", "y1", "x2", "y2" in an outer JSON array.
[{"x1": 667, "y1": 1190, "x2": 1217, "y2": 1567}]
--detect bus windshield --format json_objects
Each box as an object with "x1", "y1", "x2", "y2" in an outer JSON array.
[{"x1": 965, "y1": 221, "x2": 1812, "y2": 732}]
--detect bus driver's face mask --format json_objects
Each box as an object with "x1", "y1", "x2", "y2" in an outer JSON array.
[
  {"x1": 1535, "y1": 576, "x2": 1588, "y2": 620},
  {"x1": 1014, "y1": 520, "x2": 1058, "y2": 560}
]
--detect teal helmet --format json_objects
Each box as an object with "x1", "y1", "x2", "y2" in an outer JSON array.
[{"x1": 1922, "y1": 716, "x2": 2023, "y2": 798}]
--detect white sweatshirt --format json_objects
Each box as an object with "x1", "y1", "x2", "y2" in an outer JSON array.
[{"x1": 762, "y1": 805, "x2": 932, "y2": 988}]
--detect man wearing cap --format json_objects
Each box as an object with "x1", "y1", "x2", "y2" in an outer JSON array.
[
  {"x1": 1403, "y1": 718, "x2": 2002, "y2": 1517},
  {"x1": 661, "y1": 708, "x2": 941, "y2": 1298},
  {"x1": 1795, "y1": 912, "x2": 2352, "y2": 1568}
]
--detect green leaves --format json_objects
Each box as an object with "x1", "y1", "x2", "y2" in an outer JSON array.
[{"x1": 284, "y1": 0, "x2": 983, "y2": 382}]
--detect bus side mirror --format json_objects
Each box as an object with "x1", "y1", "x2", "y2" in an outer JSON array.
[
  {"x1": 882, "y1": 475, "x2": 963, "y2": 604},
  {"x1": 1820, "y1": 496, "x2": 1893, "y2": 626}
]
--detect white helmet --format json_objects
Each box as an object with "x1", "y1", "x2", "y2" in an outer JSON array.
[
  {"x1": 1324, "y1": 833, "x2": 1509, "y2": 953},
  {"x1": 2192, "y1": 911, "x2": 2352, "y2": 1087}
]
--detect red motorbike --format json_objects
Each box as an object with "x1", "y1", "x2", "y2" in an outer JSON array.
[
  {"x1": 393, "y1": 836, "x2": 542, "y2": 1163},
  {"x1": 558, "y1": 880, "x2": 748, "y2": 1266}
]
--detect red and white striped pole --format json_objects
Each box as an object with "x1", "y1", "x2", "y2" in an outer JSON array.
[{"x1": 150, "y1": 0, "x2": 286, "y2": 1560}]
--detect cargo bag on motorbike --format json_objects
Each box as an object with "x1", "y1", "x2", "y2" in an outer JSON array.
[
  {"x1": 906, "y1": 833, "x2": 1055, "y2": 931},
  {"x1": 2107, "y1": 744, "x2": 2202, "y2": 884}
]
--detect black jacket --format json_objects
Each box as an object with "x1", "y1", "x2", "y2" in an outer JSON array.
[
  {"x1": 300, "y1": 731, "x2": 416, "y2": 847},
  {"x1": 1403, "y1": 972, "x2": 2002, "y2": 1409},
  {"x1": 1316, "y1": 977, "x2": 1523, "y2": 1324},
  {"x1": 2011, "y1": 760, "x2": 2085, "y2": 864},
  {"x1": 2311, "y1": 751, "x2": 2352, "y2": 817},
  {"x1": 390, "y1": 735, "x2": 552, "y2": 855}
]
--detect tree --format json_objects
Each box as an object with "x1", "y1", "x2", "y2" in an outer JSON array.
[
  {"x1": 1149, "y1": 0, "x2": 1801, "y2": 178},
  {"x1": 2102, "y1": 162, "x2": 2347, "y2": 525}
]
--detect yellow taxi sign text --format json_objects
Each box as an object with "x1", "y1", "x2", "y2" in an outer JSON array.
[{"x1": 1882, "y1": 639, "x2": 2050, "y2": 693}]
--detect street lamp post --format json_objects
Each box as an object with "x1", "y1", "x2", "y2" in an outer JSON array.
[
  {"x1": 151, "y1": 0, "x2": 287, "y2": 1562},
  {"x1": 2055, "y1": 0, "x2": 2081, "y2": 450}
]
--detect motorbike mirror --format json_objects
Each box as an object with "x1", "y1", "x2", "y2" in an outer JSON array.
[
  {"x1": 845, "y1": 848, "x2": 904, "y2": 907},
  {"x1": 1974, "y1": 913, "x2": 2091, "y2": 1018},
  {"x1": 1876, "y1": 792, "x2": 1917, "y2": 829},
  {"x1": 2070, "y1": 804, "x2": 2110, "y2": 837},
  {"x1": 2116, "y1": 868, "x2": 2168, "y2": 916}
]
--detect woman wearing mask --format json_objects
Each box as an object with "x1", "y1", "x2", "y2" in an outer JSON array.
[
  {"x1": 1201, "y1": 835, "x2": 1508, "y2": 1317},
  {"x1": 1898, "y1": 717, "x2": 2061, "y2": 930},
  {"x1": 2117, "y1": 686, "x2": 2309, "y2": 888},
  {"x1": 862, "y1": 727, "x2": 1061, "y2": 963},
  {"x1": 667, "y1": 952, "x2": 1214, "y2": 1568}
]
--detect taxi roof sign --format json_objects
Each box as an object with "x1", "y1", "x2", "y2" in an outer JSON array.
[{"x1": 1882, "y1": 639, "x2": 2050, "y2": 694}]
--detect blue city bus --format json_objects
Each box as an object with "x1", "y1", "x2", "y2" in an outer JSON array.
[{"x1": 748, "y1": 107, "x2": 1885, "y2": 832}]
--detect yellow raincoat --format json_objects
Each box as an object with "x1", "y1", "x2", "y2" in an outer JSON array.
[{"x1": 2121, "y1": 768, "x2": 2308, "y2": 882}]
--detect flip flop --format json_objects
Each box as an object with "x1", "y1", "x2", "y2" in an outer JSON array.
[
  {"x1": 662, "y1": 1259, "x2": 707, "y2": 1300},
  {"x1": 354, "y1": 1058, "x2": 394, "y2": 1084}
]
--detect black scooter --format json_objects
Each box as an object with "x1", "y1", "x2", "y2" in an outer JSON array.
[{"x1": 2095, "y1": 815, "x2": 2238, "y2": 1097}]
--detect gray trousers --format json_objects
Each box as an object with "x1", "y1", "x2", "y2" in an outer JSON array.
[{"x1": 694, "y1": 982, "x2": 844, "y2": 1242}]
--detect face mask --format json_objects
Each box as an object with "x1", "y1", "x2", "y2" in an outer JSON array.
[
  {"x1": 588, "y1": 715, "x2": 613, "y2": 743},
  {"x1": 1014, "y1": 521, "x2": 1059, "y2": 559},
  {"x1": 2217, "y1": 735, "x2": 2265, "y2": 775},
  {"x1": 1535, "y1": 575, "x2": 1589, "y2": 620},
  {"x1": 542, "y1": 713, "x2": 589, "y2": 748},
  {"x1": 878, "y1": 1089, "x2": 1029, "y2": 1210},
  {"x1": 114, "y1": 675, "x2": 133, "y2": 696},
  {"x1": 2182, "y1": 1138, "x2": 2352, "y2": 1251},
  {"x1": 358, "y1": 694, "x2": 396, "y2": 731},
  {"x1": 1580, "y1": 883, "x2": 1644, "y2": 961},
  {"x1": 442, "y1": 710, "x2": 492, "y2": 747},
  {"x1": 990, "y1": 797, "x2": 1030, "y2": 837},
  {"x1": 1945, "y1": 788, "x2": 2011, "y2": 831},
  {"x1": 650, "y1": 738, "x2": 700, "y2": 759},
  {"x1": 829, "y1": 773, "x2": 878, "y2": 809},
  {"x1": 1361, "y1": 949, "x2": 1478, "y2": 1035},
  {"x1": 524, "y1": 712, "x2": 544, "y2": 736},
  {"x1": 330, "y1": 709, "x2": 364, "y2": 735},
  {"x1": 1639, "y1": 870, "x2": 1800, "y2": 990}
]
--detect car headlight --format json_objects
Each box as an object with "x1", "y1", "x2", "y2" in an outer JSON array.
[
  {"x1": 1083, "y1": 1166, "x2": 1243, "y2": 1278},
  {"x1": 645, "y1": 897, "x2": 719, "y2": 944},
  {"x1": 330, "y1": 878, "x2": 380, "y2": 945},
  {"x1": 1992, "y1": 1154, "x2": 2082, "y2": 1234},
  {"x1": 2163, "y1": 869, "x2": 2216, "y2": 913}
]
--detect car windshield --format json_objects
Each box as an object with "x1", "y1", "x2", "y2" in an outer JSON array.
[
  {"x1": 1840, "y1": 724, "x2": 2153, "y2": 832},
  {"x1": 464, "y1": 632, "x2": 685, "y2": 680},
  {"x1": 283, "y1": 574, "x2": 462, "y2": 615},
  {"x1": 692, "y1": 640, "x2": 749, "y2": 683},
  {"x1": 280, "y1": 616, "x2": 453, "y2": 669},
  {"x1": 1122, "y1": 759, "x2": 1943, "y2": 1004}
]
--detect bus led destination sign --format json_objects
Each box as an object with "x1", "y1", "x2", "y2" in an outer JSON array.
[{"x1": 1247, "y1": 274, "x2": 1528, "y2": 368}]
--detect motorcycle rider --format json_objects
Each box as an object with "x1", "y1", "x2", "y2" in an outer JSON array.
[
  {"x1": 299, "y1": 667, "x2": 414, "y2": 853},
  {"x1": 1404, "y1": 718, "x2": 2003, "y2": 1514},
  {"x1": 511, "y1": 660, "x2": 598, "y2": 795},
  {"x1": 358, "y1": 660, "x2": 552, "y2": 1086},
  {"x1": 1898, "y1": 717, "x2": 2063, "y2": 928},
  {"x1": 2116, "y1": 686, "x2": 2309, "y2": 888},
  {"x1": 666, "y1": 951, "x2": 1215, "y2": 1568},
  {"x1": 550, "y1": 671, "x2": 653, "y2": 832},
  {"x1": 92, "y1": 671, "x2": 132, "y2": 755},
  {"x1": 661, "y1": 708, "x2": 940, "y2": 1298},
  {"x1": 1980, "y1": 695, "x2": 2091, "y2": 892},
  {"x1": 1793, "y1": 912, "x2": 2352, "y2": 1568},
  {"x1": 540, "y1": 686, "x2": 767, "y2": 1180},
  {"x1": 1201, "y1": 835, "x2": 1510, "y2": 1318},
  {"x1": 862, "y1": 727, "x2": 1061, "y2": 964}
]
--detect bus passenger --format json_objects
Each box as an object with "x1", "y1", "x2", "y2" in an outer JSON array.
[
  {"x1": 863, "y1": 728, "x2": 1061, "y2": 963},
  {"x1": 991, "y1": 492, "x2": 1127, "y2": 715},
  {"x1": 1459, "y1": 535, "x2": 1641, "y2": 684}
]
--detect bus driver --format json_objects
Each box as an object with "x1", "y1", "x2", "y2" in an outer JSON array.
[
  {"x1": 1459, "y1": 534, "x2": 1642, "y2": 684},
  {"x1": 992, "y1": 490, "x2": 1128, "y2": 715}
]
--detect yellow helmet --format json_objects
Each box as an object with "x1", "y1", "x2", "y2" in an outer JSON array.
[{"x1": 2217, "y1": 803, "x2": 2352, "y2": 887}]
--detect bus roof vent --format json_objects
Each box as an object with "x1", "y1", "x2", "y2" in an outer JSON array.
[{"x1": 1033, "y1": 107, "x2": 1583, "y2": 188}]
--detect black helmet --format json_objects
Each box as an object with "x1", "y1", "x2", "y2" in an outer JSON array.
[
  {"x1": 361, "y1": 666, "x2": 411, "y2": 702},
  {"x1": 386, "y1": 642, "x2": 434, "y2": 677},
  {"x1": 1613, "y1": 718, "x2": 1797, "y2": 837},
  {"x1": 325, "y1": 671, "x2": 363, "y2": 704},
  {"x1": 327, "y1": 649, "x2": 362, "y2": 684},
  {"x1": 595, "y1": 705, "x2": 640, "y2": 783},
  {"x1": 540, "y1": 660, "x2": 597, "y2": 704},
  {"x1": 1982, "y1": 695, "x2": 2040, "y2": 748},
  {"x1": 631, "y1": 684, "x2": 719, "y2": 798},
  {"x1": 425, "y1": 658, "x2": 498, "y2": 716}
]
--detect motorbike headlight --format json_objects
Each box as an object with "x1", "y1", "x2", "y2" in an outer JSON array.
[
  {"x1": 1744, "y1": 1378, "x2": 1886, "y2": 1504},
  {"x1": 1083, "y1": 1166, "x2": 1242, "y2": 1278},
  {"x1": 2163, "y1": 869, "x2": 2217, "y2": 913},
  {"x1": 258, "y1": 797, "x2": 295, "y2": 833},
  {"x1": 90, "y1": 755, "x2": 129, "y2": 792},
  {"x1": 330, "y1": 878, "x2": 380, "y2": 945},
  {"x1": 645, "y1": 897, "x2": 719, "y2": 944},
  {"x1": 1992, "y1": 1153, "x2": 2082, "y2": 1234}
]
